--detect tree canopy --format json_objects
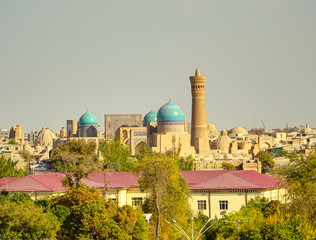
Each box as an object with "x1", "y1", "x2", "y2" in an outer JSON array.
[
  {"x1": 136, "y1": 151, "x2": 191, "y2": 239},
  {"x1": 275, "y1": 152, "x2": 316, "y2": 228},
  {"x1": 51, "y1": 139, "x2": 100, "y2": 185},
  {"x1": 222, "y1": 162, "x2": 236, "y2": 171},
  {"x1": 206, "y1": 198, "x2": 315, "y2": 240},
  {"x1": 0, "y1": 155, "x2": 28, "y2": 178},
  {"x1": 49, "y1": 184, "x2": 149, "y2": 240},
  {"x1": 256, "y1": 151, "x2": 275, "y2": 173},
  {"x1": 0, "y1": 191, "x2": 60, "y2": 239},
  {"x1": 99, "y1": 138, "x2": 134, "y2": 172}
]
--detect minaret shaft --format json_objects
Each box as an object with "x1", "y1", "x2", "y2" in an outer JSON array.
[{"x1": 190, "y1": 69, "x2": 208, "y2": 147}]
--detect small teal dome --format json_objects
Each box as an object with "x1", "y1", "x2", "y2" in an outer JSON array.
[
  {"x1": 143, "y1": 110, "x2": 157, "y2": 123},
  {"x1": 79, "y1": 111, "x2": 98, "y2": 125},
  {"x1": 157, "y1": 101, "x2": 185, "y2": 121}
]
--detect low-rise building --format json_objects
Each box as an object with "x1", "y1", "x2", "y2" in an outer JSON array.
[{"x1": 0, "y1": 170, "x2": 285, "y2": 219}]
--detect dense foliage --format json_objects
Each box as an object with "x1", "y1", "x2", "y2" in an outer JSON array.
[
  {"x1": 136, "y1": 150, "x2": 191, "y2": 239},
  {"x1": 255, "y1": 151, "x2": 275, "y2": 173},
  {"x1": 51, "y1": 139, "x2": 100, "y2": 185},
  {"x1": 0, "y1": 185, "x2": 149, "y2": 239},
  {"x1": 275, "y1": 152, "x2": 316, "y2": 228},
  {"x1": 0, "y1": 191, "x2": 60, "y2": 239},
  {"x1": 49, "y1": 184, "x2": 149, "y2": 239},
  {"x1": 205, "y1": 198, "x2": 315, "y2": 239},
  {"x1": 0, "y1": 155, "x2": 28, "y2": 178},
  {"x1": 222, "y1": 162, "x2": 236, "y2": 170},
  {"x1": 99, "y1": 138, "x2": 134, "y2": 171}
]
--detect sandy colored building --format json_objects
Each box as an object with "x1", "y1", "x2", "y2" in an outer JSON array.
[
  {"x1": 0, "y1": 143, "x2": 25, "y2": 169},
  {"x1": 146, "y1": 100, "x2": 196, "y2": 157},
  {"x1": 9, "y1": 125, "x2": 24, "y2": 144},
  {"x1": 104, "y1": 114, "x2": 142, "y2": 139},
  {"x1": 0, "y1": 171, "x2": 285, "y2": 219},
  {"x1": 54, "y1": 111, "x2": 105, "y2": 154},
  {"x1": 117, "y1": 126, "x2": 147, "y2": 155}
]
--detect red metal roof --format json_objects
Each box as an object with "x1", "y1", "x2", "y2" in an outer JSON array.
[
  {"x1": 0, "y1": 173, "x2": 66, "y2": 192},
  {"x1": 0, "y1": 177, "x2": 20, "y2": 187},
  {"x1": 0, "y1": 170, "x2": 282, "y2": 193},
  {"x1": 181, "y1": 170, "x2": 281, "y2": 190},
  {"x1": 87, "y1": 172, "x2": 140, "y2": 188}
]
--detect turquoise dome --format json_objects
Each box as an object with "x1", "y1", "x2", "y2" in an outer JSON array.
[
  {"x1": 157, "y1": 101, "x2": 185, "y2": 121},
  {"x1": 143, "y1": 110, "x2": 157, "y2": 123},
  {"x1": 79, "y1": 111, "x2": 98, "y2": 125}
]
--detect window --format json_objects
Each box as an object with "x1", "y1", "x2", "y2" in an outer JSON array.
[
  {"x1": 197, "y1": 200, "x2": 206, "y2": 210},
  {"x1": 219, "y1": 201, "x2": 228, "y2": 210},
  {"x1": 132, "y1": 198, "x2": 142, "y2": 207}
]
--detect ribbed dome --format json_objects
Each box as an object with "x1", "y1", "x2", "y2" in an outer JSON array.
[
  {"x1": 36, "y1": 128, "x2": 57, "y2": 148},
  {"x1": 157, "y1": 101, "x2": 185, "y2": 121},
  {"x1": 229, "y1": 126, "x2": 248, "y2": 136},
  {"x1": 143, "y1": 110, "x2": 157, "y2": 123},
  {"x1": 215, "y1": 130, "x2": 232, "y2": 152},
  {"x1": 79, "y1": 111, "x2": 98, "y2": 125}
]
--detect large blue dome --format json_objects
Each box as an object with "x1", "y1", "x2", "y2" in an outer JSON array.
[
  {"x1": 157, "y1": 101, "x2": 185, "y2": 121},
  {"x1": 143, "y1": 110, "x2": 157, "y2": 123},
  {"x1": 79, "y1": 111, "x2": 98, "y2": 125}
]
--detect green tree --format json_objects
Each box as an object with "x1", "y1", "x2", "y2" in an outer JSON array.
[
  {"x1": 99, "y1": 138, "x2": 134, "y2": 171},
  {"x1": 18, "y1": 145, "x2": 33, "y2": 174},
  {"x1": 210, "y1": 197, "x2": 315, "y2": 240},
  {"x1": 50, "y1": 184, "x2": 149, "y2": 239},
  {"x1": 213, "y1": 198, "x2": 265, "y2": 240},
  {"x1": 0, "y1": 155, "x2": 28, "y2": 178},
  {"x1": 177, "y1": 155, "x2": 194, "y2": 171},
  {"x1": 136, "y1": 151, "x2": 191, "y2": 240},
  {"x1": 222, "y1": 162, "x2": 236, "y2": 170},
  {"x1": 0, "y1": 197, "x2": 60, "y2": 239},
  {"x1": 51, "y1": 139, "x2": 100, "y2": 186},
  {"x1": 7, "y1": 139, "x2": 18, "y2": 145},
  {"x1": 275, "y1": 152, "x2": 316, "y2": 228},
  {"x1": 274, "y1": 149, "x2": 288, "y2": 158},
  {"x1": 256, "y1": 151, "x2": 275, "y2": 173}
]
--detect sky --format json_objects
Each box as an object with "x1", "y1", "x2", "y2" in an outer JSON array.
[{"x1": 1, "y1": 1, "x2": 315, "y2": 133}]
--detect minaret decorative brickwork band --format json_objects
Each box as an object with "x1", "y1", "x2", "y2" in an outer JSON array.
[{"x1": 190, "y1": 68, "x2": 208, "y2": 147}]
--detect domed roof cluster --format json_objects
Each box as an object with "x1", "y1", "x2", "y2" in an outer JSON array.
[
  {"x1": 143, "y1": 100, "x2": 185, "y2": 123},
  {"x1": 79, "y1": 111, "x2": 98, "y2": 125}
]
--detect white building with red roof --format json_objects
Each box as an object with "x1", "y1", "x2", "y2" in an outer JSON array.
[{"x1": 0, "y1": 170, "x2": 285, "y2": 218}]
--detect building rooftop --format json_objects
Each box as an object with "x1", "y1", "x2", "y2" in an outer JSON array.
[
  {"x1": 0, "y1": 170, "x2": 282, "y2": 193},
  {"x1": 79, "y1": 111, "x2": 98, "y2": 125},
  {"x1": 143, "y1": 110, "x2": 157, "y2": 123},
  {"x1": 157, "y1": 100, "x2": 185, "y2": 121}
]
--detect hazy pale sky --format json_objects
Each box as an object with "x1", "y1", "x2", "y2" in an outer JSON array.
[{"x1": 1, "y1": 1, "x2": 315, "y2": 133}]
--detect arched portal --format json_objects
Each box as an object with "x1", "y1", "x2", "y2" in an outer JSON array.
[
  {"x1": 261, "y1": 142, "x2": 271, "y2": 149},
  {"x1": 122, "y1": 129, "x2": 128, "y2": 140},
  {"x1": 135, "y1": 141, "x2": 146, "y2": 154}
]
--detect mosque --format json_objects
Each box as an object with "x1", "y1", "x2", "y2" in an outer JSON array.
[
  {"x1": 49, "y1": 68, "x2": 268, "y2": 172},
  {"x1": 4, "y1": 67, "x2": 315, "y2": 174},
  {"x1": 112, "y1": 69, "x2": 262, "y2": 171}
]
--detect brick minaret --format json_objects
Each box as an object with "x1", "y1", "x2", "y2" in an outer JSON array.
[{"x1": 190, "y1": 68, "x2": 208, "y2": 148}]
